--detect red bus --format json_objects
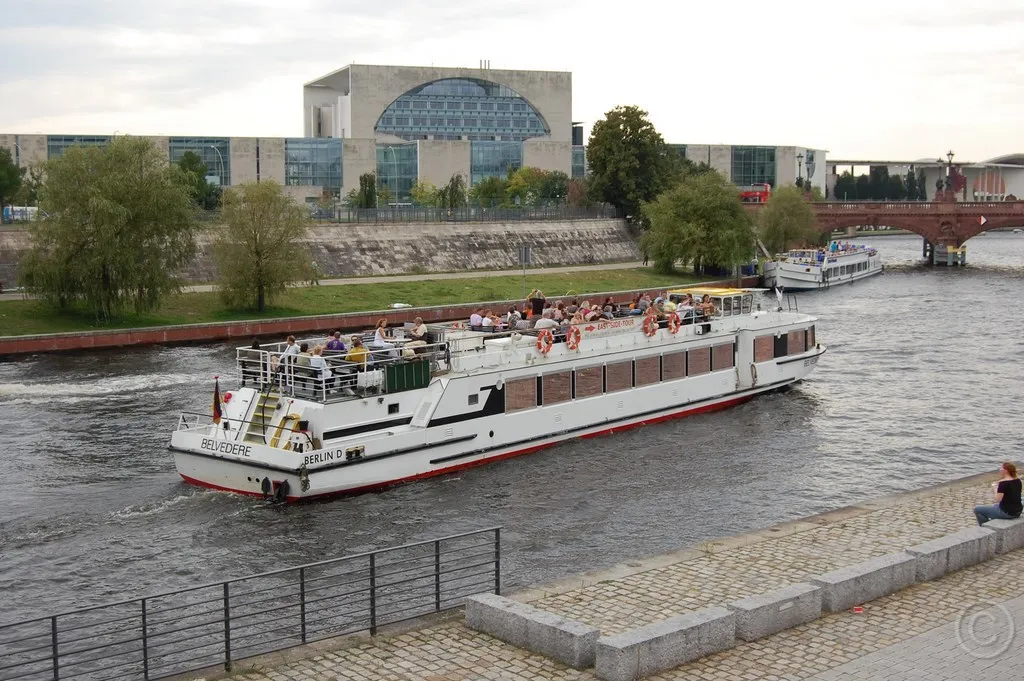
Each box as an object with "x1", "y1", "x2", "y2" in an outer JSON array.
[{"x1": 738, "y1": 183, "x2": 772, "y2": 203}]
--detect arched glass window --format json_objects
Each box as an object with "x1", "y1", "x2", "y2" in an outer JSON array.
[{"x1": 375, "y1": 78, "x2": 549, "y2": 142}]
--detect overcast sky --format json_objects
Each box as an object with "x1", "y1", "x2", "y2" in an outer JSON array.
[{"x1": 3, "y1": 0, "x2": 1021, "y2": 161}]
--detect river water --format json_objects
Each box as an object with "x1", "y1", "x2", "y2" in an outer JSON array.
[{"x1": 2, "y1": 233, "x2": 1022, "y2": 619}]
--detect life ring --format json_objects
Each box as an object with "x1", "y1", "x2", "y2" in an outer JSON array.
[
  {"x1": 642, "y1": 315, "x2": 659, "y2": 337},
  {"x1": 750, "y1": 364, "x2": 758, "y2": 386},
  {"x1": 566, "y1": 325, "x2": 582, "y2": 350},
  {"x1": 536, "y1": 329, "x2": 554, "y2": 355},
  {"x1": 666, "y1": 313, "x2": 681, "y2": 334}
]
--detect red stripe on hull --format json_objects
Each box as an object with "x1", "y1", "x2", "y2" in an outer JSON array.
[{"x1": 178, "y1": 391, "x2": 758, "y2": 503}]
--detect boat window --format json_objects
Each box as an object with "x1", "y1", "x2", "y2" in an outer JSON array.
[
  {"x1": 774, "y1": 334, "x2": 788, "y2": 358},
  {"x1": 688, "y1": 347, "x2": 710, "y2": 376},
  {"x1": 723, "y1": 297, "x2": 733, "y2": 315},
  {"x1": 754, "y1": 335, "x2": 774, "y2": 362},
  {"x1": 635, "y1": 356, "x2": 660, "y2": 387},
  {"x1": 505, "y1": 377, "x2": 536, "y2": 412},
  {"x1": 606, "y1": 361, "x2": 632, "y2": 392},
  {"x1": 788, "y1": 330, "x2": 806, "y2": 355},
  {"x1": 574, "y1": 366, "x2": 603, "y2": 399},
  {"x1": 542, "y1": 371, "x2": 571, "y2": 405},
  {"x1": 807, "y1": 326, "x2": 815, "y2": 349},
  {"x1": 733, "y1": 296, "x2": 742, "y2": 314},
  {"x1": 468, "y1": 394, "x2": 479, "y2": 406},
  {"x1": 669, "y1": 294, "x2": 683, "y2": 304},
  {"x1": 741, "y1": 295, "x2": 752, "y2": 314},
  {"x1": 712, "y1": 343, "x2": 734, "y2": 370},
  {"x1": 388, "y1": 403, "x2": 400, "y2": 414},
  {"x1": 662, "y1": 351, "x2": 686, "y2": 380}
]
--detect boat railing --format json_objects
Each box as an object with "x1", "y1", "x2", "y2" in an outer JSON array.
[{"x1": 235, "y1": 341, "x2": 449, "y2": 403}]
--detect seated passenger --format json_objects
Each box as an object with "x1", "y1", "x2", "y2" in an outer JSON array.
[
  {"x1": 372, "y1": 319, "x2": 398, "y2": 358},
  {"x1": 469, "y1": 308, "x2": 484, "y2": 328},
  {"x1": 309, "y1": 345, "x2": 333, "y2": 393},
  {"x1": 534, "y1": 310, "x2": 560, "y2": 330},
  {"x1": 410, "y1": 316, "x2": 428, "y2": 342},
  {"x1": 324, "y1": 331, "x2": 347, "y2": 355},
  {"x1": 345, "y1": 336, "x2": 370, "y2": 370}
]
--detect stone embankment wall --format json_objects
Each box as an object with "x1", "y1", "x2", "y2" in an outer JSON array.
[{"x1": 0, "y1": 219, "x2": 639, "y2": 286}]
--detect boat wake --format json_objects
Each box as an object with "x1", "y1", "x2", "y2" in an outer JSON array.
[{"x1": 0, "y1": 373, "x2": 198, "y2": 403}]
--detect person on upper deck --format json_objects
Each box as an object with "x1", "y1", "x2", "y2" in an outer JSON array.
[
  {"x1": 528, "y1": 289, "x2": 546, "y2": 318},
  {"x1": 974, "y1": 462, "x2": 1022, "y2": 526},
  {"x1": 372, "y1": 319, "x2": 397, "y2": 358},
  {"x1": 309, "y1": 345, "x2": 332, "y2": 390},
  {"x1": 469, "y1": 308, "x2": 484, "y2": 327},
  {"x1": 410, "y1": 317, "x2": 428, "y2": 342},
  {"x1": 282, "y1": 335, "x2": 299, "y2": 358},
  {"x1": 345, "y1": 336, "x2": 370, "y2": 370},
  {"x1": 534, "y1": 310, "x2": 560, "y2": 330},
  {"x1": 325, "y1": 331, "x2": 347, "y2": 354}
]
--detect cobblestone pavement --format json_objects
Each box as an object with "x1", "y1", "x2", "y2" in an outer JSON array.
[
  {"x1": 806, "y1": 593, "x2": 1024, "y2": 681},
  {"x1": 219, "y1": 478, "x2": 1023, "y2": 681}
]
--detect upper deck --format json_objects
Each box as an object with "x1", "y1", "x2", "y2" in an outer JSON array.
[{"x1": 232, "y1": 292, "x2": 811, "y2": 406}]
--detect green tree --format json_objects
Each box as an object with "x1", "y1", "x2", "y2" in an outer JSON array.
[
  {"x1": 917, "y1": 169, "x2": 927, "y2": 200},
  {"x1": 176, "y1": 151, "x2": 221, "y2": 210},
  {"x1": 18, "y1": 136, "x2": 196, "y2": 320},
  {"x1": 868, "y1": 166, "x2": 889, "y2": 200},
  {"x1": 887, "y1": 175, "x2": 906, "y2": 201},
  {"x1": 409, "y1": 180, "x2": 438, "y2": 207},
  {"x1": 905, "y1": 167, "x2": 918, "y2": 201},
  {"x1": 213, "y1": 180, "x2": 310, "y2": 312},
  {"x1": 537, "y1": 170, "x2": 569, "y2": 203},
  {"x1": 855, "y1": 174, "x2": 871, "y2": 201},
  {"x1": 0, "y1": 148, "x2": 24, "y2": 222},
  {"x1": 566, "y1": 178, "x2": 592, "y2": 207},
  {"x1": 586, "y1": 105, "x2": 675, "y2": 222},
  {"x1": 834, "y1": 171, "x2": 857, "y2": 201},
  {"x1": 12, "y1": 165, "x2": 43, "y2": 207},
  {"x1": 436, "y1": 173, "x2": 468, "y2": 212},
  {"x1": 470, "y1": 176, "x2": 507, "y2": 207},
  {"x1": 757, "y1": 185, "x2": 818, "y2": 254},
  {"x1": 641, "y1": 170, "x2": 754, "y2": 274}
]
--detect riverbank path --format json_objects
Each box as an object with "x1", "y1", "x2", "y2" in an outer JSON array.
[
  {"x1": 0, "y1": 261, "x2": 646, "y2": 302},
  {"x1": 207, "y1": 474, "x2": 1022, "y2": 681}
]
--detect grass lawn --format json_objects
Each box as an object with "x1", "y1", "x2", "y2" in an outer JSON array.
[{"x1": 0, "y1": 268, "x2": 704, "y2": 337}]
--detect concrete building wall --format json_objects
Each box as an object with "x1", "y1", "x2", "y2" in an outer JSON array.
[
  {"x1": 308, "y1": 65, "x2": 572, "y2": 143},
  {"x1": 259, "y1": 138, "x2": 286, "y2": 184},
  {"x1": 522, "y1": 140, "x2": 572, "y2": 175},
  {"x1": 282, "y1": 185, "x2": 324, "y2": 205},
  {"x1": 342, "y1": 138, "x2": 377, "y2": 196},
  {"x1": 775, "y1": 147, "x2": 797, "y2": 186},
  {"x1": 229, "y1": 137, "x2": 259, "y2": 184},
  {"x1": 709, "y1": 145, "x2": 732, "y2": 180},
  {"x1": 149, "y1": 136, "x2": 169, "y2": 159},
  {"x1": 3, "y1": 134, "x2": 48, "y2": 168},
  {"x1": 416, "y1": 140, "x2": 471, "y2": 187}
]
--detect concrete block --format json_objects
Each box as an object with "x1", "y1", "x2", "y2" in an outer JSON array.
[
  {"x1": 982, "y1": 517, "x2": 1024, "y2": 554},
  {"x1": 906, "y1": 527, "x2": 996, "y2": 581},
  {"x1": 464, "y1": 593, "x2": 600, "y2": 669},
  {"x1": 594, "y1": 607, "x2": 735, "y2": 681},
  {"x1": 726, "y1": 583, "x2": 822, "y2": 641},
  {"x1": 810, "y1": 552, "x2": 917, "y2": 613}
]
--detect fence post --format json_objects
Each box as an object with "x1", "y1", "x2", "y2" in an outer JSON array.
[
  {"x1": 369, "y1": 554, "x2": 377, "y2": 635},
  {"x1": 50, "y1": 616, "x2": 58, "y2": 681},
  {"x1": 141, "y1": 599, "x2": 150, "y2": 681},
  {"x1": 299, "y1": 567, "x2": 307, "y2": 644},
  {"x1": 434, "y1": 540, "x2": 441, "y2": 612},
  {"x1": 494, "y1": 528, "x2": 501, "y2": 595},
  {"x1": 222, "y1": 583, "x2": 232, "y2": 672}
]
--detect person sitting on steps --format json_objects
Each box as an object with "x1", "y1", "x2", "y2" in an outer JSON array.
[{"x1": 974, "y1": 462, "x2": 1022, "y2": 526}]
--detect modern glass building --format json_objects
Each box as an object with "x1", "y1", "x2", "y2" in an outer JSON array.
[
  {"x1": 373, "y1": 78, "x2": 549, "y2": 142},
  {"x1": 285, "y1": 138, "x2": 342, "y2": 190},
  {"x1": 46, "y1": 135, "x2": 111, "y2": 159},
  {"x1": 470, "y1": 141, "x2": 523, "y2": 185},
  {"x1": 730, "y1": 146, "x2": 776, "y2": 187},
  {"x1": 375, "y1": 143, "x2": 418, "y2": 200},
  {"x1": 169, "y1": 137, "x2": 231, "y2": 185}
]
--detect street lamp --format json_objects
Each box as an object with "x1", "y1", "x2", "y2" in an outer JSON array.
[
  {"x1": 208, "y1": 145, "x2": 225, "y2": 186},
  {"x1": 796, "y1": 152, "x2": 804, "y2": 186}
]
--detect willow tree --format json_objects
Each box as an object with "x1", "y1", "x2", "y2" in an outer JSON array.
[
  {"x1": 18, "y1": 136, "x2": 197, "y2": 320},
  {"x1": 757, "y1": 185, "x2": 818, "y2": 254},
  {"x1": 213, "y1": 180, "x2": 310, "y2": 312},
  {"x1": 642, "y1": 170, "x2": 755, "y2": 275}
]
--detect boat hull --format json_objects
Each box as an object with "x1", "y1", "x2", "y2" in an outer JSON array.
[{"x1": 171, "y1": 347, "x2": 823, "y2": 502}]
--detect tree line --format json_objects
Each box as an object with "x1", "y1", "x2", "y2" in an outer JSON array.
[{"x1": 832, "y1": 166, "x2": 928, "y2": 201}]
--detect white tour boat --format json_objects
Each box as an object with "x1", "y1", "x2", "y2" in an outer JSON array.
[
  {"x1": 763, "y1": 244, "x2": 882, "y2": 291},
  {"x1": 169, "y1": 288, "x2": 826, "y2": 502}
]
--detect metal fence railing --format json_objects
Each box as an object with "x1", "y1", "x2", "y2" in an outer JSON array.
[
  {"x1": 330, "y1": 204, "x2": 617, "y2": 223},
  {"x1": 0, "y1": 528, "x2": 501, "y2": 681}
]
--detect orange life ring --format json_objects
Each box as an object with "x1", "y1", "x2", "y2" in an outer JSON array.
[
  {"x1": 642, "y1": 315, "x2": 659, "y2": 337},
  {"x1": 536, "y1": 329, "x2": 554, "y2": 355},
  {"x1": 666, "y1": 312, "x2": 681, "y2": 334},
  {"x1": 566, "y1": 325, "x2": 582, "y2": 350}
]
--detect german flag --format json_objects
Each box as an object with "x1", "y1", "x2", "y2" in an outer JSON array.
[{"x1": 212, "y1": 376, "x2": 223, "y2": 425}]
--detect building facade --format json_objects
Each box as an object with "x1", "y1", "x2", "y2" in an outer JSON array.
[
  {"x1": 826, "y1": 156, "x2": 1024, "y2": 202},
  {"x1": 674, "y1": 144, "x2": 828, "y2": 191}
]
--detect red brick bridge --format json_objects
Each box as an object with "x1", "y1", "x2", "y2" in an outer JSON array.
[{"x1": 746, "y1": 194, "x2": 1024, "y2": 246}]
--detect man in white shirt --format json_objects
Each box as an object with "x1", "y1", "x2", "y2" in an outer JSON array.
[
  {"x1": 534, "y1": 311, "x2": 560, "y2": 330},
  {"x1": 469, "y1": 308, "x2": 484, "y2": 327},
  {"x1": 410, "y1": 317, "x2": 428, "y2": 341}
]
